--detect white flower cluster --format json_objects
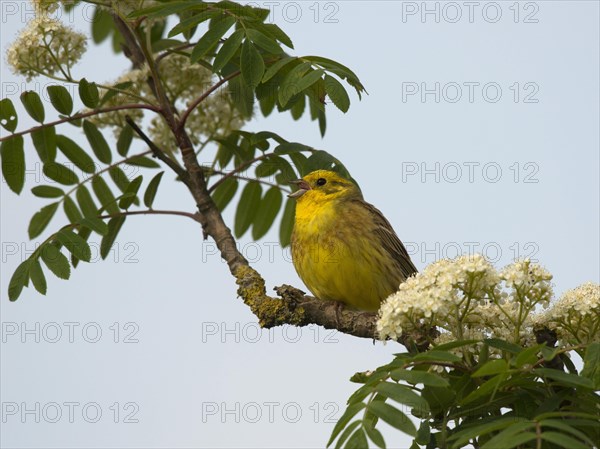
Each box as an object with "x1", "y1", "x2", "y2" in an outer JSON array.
[
  {"x1": 377, "y1": 255, "x2": 555, "y2": 346},
  {"x1": 534, "y1": 282, "x2": 600, "y2": 344},
  {"x1": 6, "y1": 13, "x2": 87, "y2": 81}
]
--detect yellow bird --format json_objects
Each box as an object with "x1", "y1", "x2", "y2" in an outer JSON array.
[{"x1": 289, "y1": 170, "x2": 418, "y2": 312}]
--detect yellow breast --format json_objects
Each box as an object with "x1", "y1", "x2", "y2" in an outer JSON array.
[{"x1": 291, "y1": 196, "x2": 400, "y2": 311}]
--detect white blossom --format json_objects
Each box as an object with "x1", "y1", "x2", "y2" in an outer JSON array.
[
  {"x1": 536, "y1": 282, "x2": 600, "y2": 344},
  {"x1": 377, "y1": 256, "x2": 556, "y2": 347},
  {"x1": 6, "y1": 15, "x2": 87, "y2": 81}
]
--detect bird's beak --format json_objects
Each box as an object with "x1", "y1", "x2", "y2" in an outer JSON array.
[{"x1": 288, "y1": 179, "x2": 311, "y2": 198}]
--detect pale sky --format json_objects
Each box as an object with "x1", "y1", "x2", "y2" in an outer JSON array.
[{"x1": 1, "y1": 1, "x2": 599, "y2": 448}]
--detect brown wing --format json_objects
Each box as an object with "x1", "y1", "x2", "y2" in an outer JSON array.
[{"x1": 359, "y1": 200, "x2": 418, "y2": 279}]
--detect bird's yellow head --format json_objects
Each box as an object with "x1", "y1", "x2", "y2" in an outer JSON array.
[{"x1": 288, "y1": 170, "x2": 361, "y2": 202}]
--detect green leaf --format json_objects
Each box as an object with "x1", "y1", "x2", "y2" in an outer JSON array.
[
  {"x1": 258, "y1": 23, "x2": 293, "y2": 48},
  {"x1": 0, "y1": 98, "x2": 18, "y2": 132},
  {"x1": 318, "y1": 105, "x2": 326, "y2": 136},
  {"x1": 416, "y1": 421, "x2": 430, "y2": 446},
  {"x1": 326, "y1": 403, "x2": 366, "y2": 448},
  {"x1": 390, "y1": 369, "x2": 450, "y2": 387},
  {"x1": 279, "y1": 198, "x2": 295, "y2": 248},
  {"x1": 63, "y1": 196, "x2": 83, "y2": 223},
  {"x1": 47, "y1": 85, "x2": 73, "y2": 115},
  {"x1": 79, "y1": 78, "x2": 100, "y2": 108},
  {"x1": 368, "y1": 401, "x2": 417, "y2": 437},
  {"x1": 448, "y1": 417, "x2": 525, "y2": 447},
  {"x1": 433, "y1": 339, "x2": 480, "y2": 352},
  {"x1": 375, "y1": 382, "x2": 429, "y2": 413},
  {"x1": 473, "y1": 359, "x2": 509, "y2": 377},
  {"x1": 234, "y1": 182, "x2": 262, "y2": 237},
  {"x1": 262, "y1": 56, "x2": 296, "y2": 83},
  {"x1": 31, "y1": 126, "x2": 57, "y2": 163},
  {"x1": 152, "y1": 38, "x2": 184, "y2": 52},
  {"x1": 56, "y1": 229, "x2": 91, "y2": 262},
  {"x1": 344, "y1": 428, "x2": 367, "y2": 449},
  {"x1": 117, "y1": 124, "x2": 134, "y2": 157},
  {"x1": 421, "y1": 386, "x2": 456, "y2": 414},
  {"x1": 109, "y1": 167, "x2": 131, "y2": 193},
  {"x1": 167, "y1": 9, "x2": 218, "y2": 37},
  {"x1": 228, "y1": 76, "x2": 254, "y2": 119},
  {"x1": 412, "y1": 350, "x2": 462, "y2": 363},
  {"x1": 540, "y1": 432, "x2": 589, "y2": 449},
  {"x1": 480, "y1": 423, "x2": 537, "y2": 449},
  {"x1": 119, "y1": 175, "x2": 143, "y2": 209},
  {"x1": 70, "y1": 226, "x2": 92, "y2": 268},
  {"x1": 333, "y1": 421, "x2": 361, "y2": 449},
  {"x1": 20, "y1": 91, "x2": 45, "y2": 122},
  {"x1": 484, "y1": 338, "x2": 522, "y2": 354},
  {"x1": 241, "y1": 40, "x2": 265, "y2": 89},
  {"x1": 190, "y1": 16, "x2": 236, "y2": 63},
  {"x1": 292, "y1": 94, "x2": 308, "y2": 121},
  {"x1": 324, "y1": 74, "x2": 351, "y2": 113},
  {"x1": 1, "y1": 135, "x2": 25, "y2": 193},
  {"x1": 56, "y1": 135, "x2": 96, "y2": 173},
  {"x1": 43, "y1": 162, "x2": 79, "y2": 185},
  {"x1": 514, "y1": 344, "x2": 543, "y2": 368},
  {"x1": 8, "y1": 259, "x2": 31, "y2": 301},
  {"x1": 28, "y1": 202, "x2": 59, "y2": 239},
  {"x1": 40, "y1": 244, "x2": 70, "y2": 280},
  {"x1": 128, "y1": 1, "x2": 200, "y2": 18},
  {"x1": 534, "y1": 368, "x2": 594, "y2": 389},
  {"x1": 246, "y1": 29, "x2": 282, "y2": 54},
  {"x1": 76, "y1": 185, "x2": 98, "y2": 217},
  {"x1": 257, "y1": 82, "x2": 277, "y2": 116},
  {"x1": 83, "y1": 120, "x2": 112, "y2": 164},
  {"x1": 29, "y1": 259, "x2": 47, "y2": 295},
  {"x1": 364, "y1": 424, "x2": 386, "y2": 449},
  {"x1": 126, "y1": 156, "x2": 160, "y2": 168},
  {"x1": 280, "y1": 66, "x2": 323, "y2": 107},
  {"x1": 144, "y1": 171, "x2": 164, "y2": 208},
  {"x1": 31, "y1": 185, "x2": 64, "y2": 198},
  {"x1": 304, "y1": 55, "x2": 365, "y2": 96},
  {"x1": 461, "y1": 373, "x2": 508, "y2": 405},
  {"x1": 91, "y1": 6, "x2": 113, "y2": 43},
  {"x1": 581, "y1": 342, "x2": 600, "y2": 388},
  {"x1": 100, "y1": 216, "x2": 126, "y2": 259},
  {"x1": 92, "y1": 176, "x2": 119, "y2": 214},
  {"x1": 540, "y1": 419, "x2": 596, "y2": 447},
  {"x1": 252, "y1": 186, "x2": 282, "y2": 240},
  {"x1": 80, "y1": 217, "x2": 108, "y2": 235},
  {"x1": 213, "y1": 29, "x2": 245, "y2": 72},
  {"x1": 255, "y1": 160, "x2": 279, "y2": 177},
  {"x1": 212, "y1": 177, "x2": 239, "y2": 211}
]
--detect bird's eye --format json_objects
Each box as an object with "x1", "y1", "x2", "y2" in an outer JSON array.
[{"x1": 316, "y1": 178, "x2": 327, "y2": 186}]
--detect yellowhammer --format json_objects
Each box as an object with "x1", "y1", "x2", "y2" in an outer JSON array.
[{"x1": 289, "y1": 170, "x2": 418, "y2": 312}]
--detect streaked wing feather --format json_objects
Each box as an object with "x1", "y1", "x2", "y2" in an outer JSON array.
[{"x1": 361, "y1": 201, "x2": 418, "y2": 278}]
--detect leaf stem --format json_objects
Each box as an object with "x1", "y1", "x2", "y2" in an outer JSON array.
[
  {"x1": 0, "y1": 104, "x2": 159, "y2": 141},
  {"x1": 179, "y1": 71, "x2": 240, "y2": 127}
]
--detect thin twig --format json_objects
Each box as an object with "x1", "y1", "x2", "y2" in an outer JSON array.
[
  {"x1": 99, "y1": 209, "x2": 202, "y2": 222},
  {"x1": 208, "y1": 170, "x2": 292, "y2": 193},
  {"x1": 208, "y1": 152, "x2": 287, "y2": 193},
  {"x1": 0, "y1": 104, "x2": 158, "y2": 142},
  {"x1": 124, "y1": 116, "x2": 189, "y2": 184},
  {"x1": 178, "y1": 71, "x2": 241, "y2": 127}
]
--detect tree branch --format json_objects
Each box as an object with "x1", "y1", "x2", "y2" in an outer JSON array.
[{"x1": 110, "y1": 12, "x2": 388, "y2": 342}]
